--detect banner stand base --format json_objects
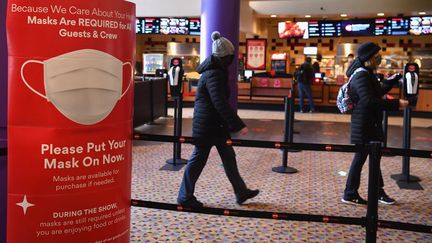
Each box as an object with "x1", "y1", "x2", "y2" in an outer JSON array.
[{"x1": 272, "y1": 166, "x2": 298, "y2": 174}]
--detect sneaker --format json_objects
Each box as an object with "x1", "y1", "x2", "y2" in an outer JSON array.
[
  {"x1": 341, "y1": 196, "x2": 367, "y2": 206},
  {"x1": 236, "y1": 189, "x2": 260, "y2": 205},
  {"x1": 378, "y1": 193, "x2": 396, "y2": 205},
  {"x1": 177, "y1": 198, "x2": 204, "y2": 208}
]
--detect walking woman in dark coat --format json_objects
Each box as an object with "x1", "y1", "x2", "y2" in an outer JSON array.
[
  {"x1": 177, "y1": 31, "x2": 259, "y2": 208},
  {"x1": 341, "y1": 42, "x2": 408, "y2": 206}
]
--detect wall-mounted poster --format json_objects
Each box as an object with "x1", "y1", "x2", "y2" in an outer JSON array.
[{"x1": 246, "y1": 39, "x2": 267, "y2": 70}]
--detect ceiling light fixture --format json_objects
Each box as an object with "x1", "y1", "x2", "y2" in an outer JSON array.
[
  {"x1": 419, "y1": 12, "x2": 426, "y2": 15},
  {"x1": 377, "y1": 13, "x2": 385, "y2": 16},
  {"x1": 340, "y1": 14, "x2": 348, "y2": 17},
  {"x1": 305, "y1": 15, "x2": 311, "y2": 18},
  {"x1": 270, "y1": 15, "x2": 277, "y2": 18}
]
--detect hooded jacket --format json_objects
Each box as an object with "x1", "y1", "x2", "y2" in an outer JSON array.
[
  {"x1": 191, "y1": 55, "x2": 245, "y2": 142},
  {"x1": 346, "y1": 58, "x2": 400, "y2": 144}
]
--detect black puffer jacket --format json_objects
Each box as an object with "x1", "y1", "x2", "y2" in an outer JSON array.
[
  {"x1": 192, "y1": 55, "x2": 245, "y2": 142},
  {"x1": 347, "y1": 58, "x2": 400, "y2": 144}
]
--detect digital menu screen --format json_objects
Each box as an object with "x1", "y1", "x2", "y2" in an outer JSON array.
[
  {"x1": 278, "y1": 21, "x2": 309, "y2": 39},
  {"x1": 160, "y1": 17, "x2": 189, "y2": 35},
  {"x1": 142, "y1": 17, "x2": 160, "y2": 34},
  {"x1": 308, "y1": 21, "x2": 320, "y2": 37},
  {"x1": 409, "y1": 16, "x2": 432, "y2": 35},
  {"x1": 136, "y1": 18, "x2": 143, "y2": 34},
  {"x1": 341, "y1": 19, "x2": 374, "y2": 36},
  {"x1": 320, "y1": 21, "x2": 342, "y2": 37},
  {"x1": 374, "y1": 18, "x2": 388, "y2": 36},
  {"x1": 189, "y1": 18, "x2": 201, "y2": 36},
  {"x1": 389, "y1": 17, "x2": 410, "y2": 35},
  {"x1": 308, "y1": 21, "x2": 341, "y2": 37}
]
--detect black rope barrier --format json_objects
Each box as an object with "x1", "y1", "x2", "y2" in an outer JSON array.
[
  {"x1": 133, "y1": 133, "x2": 432, "y2": 159},
  {"x1": 0, "y1": 147, "x2": 6, "y2": 156},
  {"x1": 132, "y1": 132, "x2": 432, "y2": 240},
  {"x1": 130, "y1": 199, "x2": 432, "y2": 235},
  {"x1": 131, "y1": 199, "x2": 365, "y2": 226}
]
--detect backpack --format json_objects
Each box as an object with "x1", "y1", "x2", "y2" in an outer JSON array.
[{"x1": 336, "y1": 67, "x2": 367, "y2": 113}]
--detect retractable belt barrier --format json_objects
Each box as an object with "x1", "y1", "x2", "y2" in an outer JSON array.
[
  {"x1": 131, "y1": 199, "x2": 364, "y2": 226},
  {"x1": 0, "y1": 147, "x2": 6, "y2": 156},
  {"x1": 131, "y1": 199, "x2": 432, "y2": 234},
  {"x1": 132, "y1": 132, "x2": 432, "y2": 241},
  {"x1": 133, "y1": 133, "x2": 432, "y2": 159}
]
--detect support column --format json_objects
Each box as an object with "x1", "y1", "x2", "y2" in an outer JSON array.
[
  {"x1": 201, "y1": 0, "x2": 240, "y2": 109},
  {"x1": 0, "y1": 0, "x2": 8, "y2": 242}
]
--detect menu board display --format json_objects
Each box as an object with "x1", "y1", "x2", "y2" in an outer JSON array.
[
  {"x1": 142, "y1": 17, "x2": 160, "y2": 34},
  {"x1": 389, "y1": 17, "x2": 410, "y2": 35},
  {"x1": 278, "y1": 21, "x2": 309, "y2": 39},
  {"x1": 309, "y1": 20, "x2": 344, "y2": 37},
  {"x1": 341, "y1": 19, "x2": 374, "y2": 36},
  {"x1": 410, "y1": 16, "x2": 432, "y2": 35},
  {"x1": 320, "y1": 21, "x2": 342, "y2": 37},
  {"x1": 374, "y1": 18, "x2": 388, "y2": 36},
  {"x1": 136, "y1": 18, "x2": 143, "y2": 34},
  {"x1": 160, "y1": 17, "x2": 189, "y2": 35},
  {"x1": 189, "y1": 18, "x2": 201, "y2": 36},
  {"x1": 375, "y1": 18, "x2": 410, "y2": 36}
]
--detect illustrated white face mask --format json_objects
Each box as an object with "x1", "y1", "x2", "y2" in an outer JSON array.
[{"x1": 21, "y1": 49, "x2": 132, "y2": 125}]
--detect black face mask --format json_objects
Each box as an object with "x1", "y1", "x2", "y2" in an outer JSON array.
[{"x1": 216, "y1": 55, "x2": 234, "y2": 68}]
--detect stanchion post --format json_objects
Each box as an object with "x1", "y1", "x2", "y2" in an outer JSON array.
[
  {"x1": 272, "y1": 94, "x2": 298, "y2": 174},
  {"x1": 175, "y1": 95, "x2": 184, "y2": 160},
  {"x1": 382, "y1": 96, "x2": 388, "y2": 149},
  {"x1": 390, "y1": 107, "x2": 421, "y2": 187},
  {"x1": 366, "y1": 141, "x2": 381, "y2": 243},
  {"x1": 163, "y1": 96, "x2": 187, "y2": 171},
  {"x1": 172, "y1": 97, "x2": 178, "y2": 166}
]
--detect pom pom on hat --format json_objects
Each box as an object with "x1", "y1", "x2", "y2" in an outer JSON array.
[
  {"x1": 211, "y1": 31, "x2": 221, "y2": 41},
  {"x1": 211, "y1": 31, "x2": 235, "y2": 57}
]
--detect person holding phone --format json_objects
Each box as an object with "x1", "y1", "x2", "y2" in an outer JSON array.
[{"x1": 341, "y1": 42, "x2": 408, "y2": 206}]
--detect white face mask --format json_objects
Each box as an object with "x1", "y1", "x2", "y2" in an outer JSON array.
[{"x1": 21, "y1": 49, "x2": 132, "y2": 125}]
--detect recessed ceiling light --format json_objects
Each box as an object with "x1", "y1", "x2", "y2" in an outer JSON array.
[
  {"x1": 340, "y1": 14, "x2": 348, "y2": 17},
  {"x1": 270, "y1": 15, "x2": 277, "y2": 18},
  {"x1": 305, "y1": 15, "x2": 311, "y2": 18},
  {"x1": 377, "y1": 13, "x2": 385, "y2": 16},
  {"x1": 419, "y1": 12, "x2": 426, "y2": 15}
]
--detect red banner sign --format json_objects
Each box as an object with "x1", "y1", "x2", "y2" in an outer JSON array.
[
  {"x1": 7, "y1": 0, "x2": 135, "y2": 242},
  {"x1": 246, "y1": 39, "x2": 266, "y2": 70}
]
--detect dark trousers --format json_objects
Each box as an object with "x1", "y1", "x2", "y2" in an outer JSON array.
[
  {"x1": 178, "y1": 143, "x2": 248, "y2": 203},
  {"x1": 344, "y1": 145, "x2": 385, "y2": 198},
  {"x1": 298, "y1": 82, "x2": 315, "y2": 112}
]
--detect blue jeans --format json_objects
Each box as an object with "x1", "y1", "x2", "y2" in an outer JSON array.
[
  {"x1": 298, "y1": 82, "x2": 315, "y2": 112},
  {"x1": 178, "y1": 143, "x2": 248, "y2": 203}
]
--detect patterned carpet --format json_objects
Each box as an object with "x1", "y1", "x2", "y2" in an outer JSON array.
[{"x1": 130, "y1": 142, "x2": 432, "y2": 242}]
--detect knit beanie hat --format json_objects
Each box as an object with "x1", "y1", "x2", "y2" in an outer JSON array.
[
  {"x1": 357, "y1": 42, "x2": 381, "y2": 63},
  {"x1": 211, "y1": 31, "x2": 235, "y2": 57}
]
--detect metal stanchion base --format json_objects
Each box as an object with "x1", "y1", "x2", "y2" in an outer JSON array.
[
  {"x1": 390, "y1": 174, "x2": 421, "y2": 182},
  {"x1": 395, "y1": 180, "x2": 424, "y2": 190},
  {"x1": 166, "y1": 158, "x2": 188, "y2": 165},
  {"x1": 391, "y1": 174, "x2": 423, "y2": 190},
  {"x1": 161, "y1": 159, "x2": 188, "y2": 171},
  {"x1": 272, "y1": 166, "x2": 298, "y2": 174}
]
